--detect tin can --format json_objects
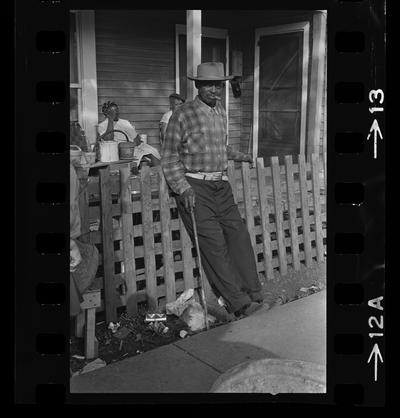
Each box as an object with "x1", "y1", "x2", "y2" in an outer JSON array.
[{"x1": 118, "y1": 141, "x2": 135, "y2": 160}]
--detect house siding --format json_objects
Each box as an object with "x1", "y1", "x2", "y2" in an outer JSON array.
[
  {"x1": 95, "y1": 11, "x2": 185, "y2": 150},
  {"x1": 94, "y1": 10, "x2": 325, "y2": 158},
  {"x1": 95, "y1": 10, "x2": 239, "y2": 152}
]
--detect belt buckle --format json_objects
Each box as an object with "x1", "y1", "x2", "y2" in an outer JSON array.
[{"x1": 208, "y1": 173, "x2": 221, "y2": 181}]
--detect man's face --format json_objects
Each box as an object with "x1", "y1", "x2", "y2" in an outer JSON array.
[
  {"x1": 197, "y1": 81, "x2": 224, "y2": 107},
  {"x1": 169, "y1": 98, "x2": 184, "y2": 112}
]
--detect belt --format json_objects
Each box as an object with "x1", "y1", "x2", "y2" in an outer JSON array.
[{"x1": 186, "y1": 172, "x2": 228, "y2": 181}]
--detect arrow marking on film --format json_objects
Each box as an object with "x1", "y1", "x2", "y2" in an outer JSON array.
[
  {"x1": 367, "y1": 343, "x2": 383, "y2": 382},
  {"x1": 367, "y1": 119, "x2": 383, "y2": 159}
]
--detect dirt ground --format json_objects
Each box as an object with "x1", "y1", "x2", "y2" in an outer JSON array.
[{"x1": 70, "y1": 260, "x2": 326, "y2": 374}]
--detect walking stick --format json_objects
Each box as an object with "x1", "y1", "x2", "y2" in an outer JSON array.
[{"x1": 190, "y1": 208, "x2": 210, "y2": 331}]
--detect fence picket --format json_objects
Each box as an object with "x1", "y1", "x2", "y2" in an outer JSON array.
[
  {"x1": 99, "y1": 167, "x2": 118, "y2": 323},
  {"x1": 241, "y1": 162, "x2": 257, "y2": 259},
  {"x1": 256, "y1": 158, "x2": 274, "y2": 280},
  {"x1": 271, "y1": 157, "x2": 288, "y2": 275},
  {"x1": 120, "y1": 166, "x2": 137, "y2": 315},
  {"x1": 140, "y1": 165, "x2": 158, "y2": 310},
  {"x1": 180, "y1": 217, "x2": 194, "y2": 290},
  {"x1": 298, "y1": 154, "x2": 313, "y2": 267},
  {"x1": 311, "y1": 154, "x2": 324, "y2": 263},
  {"x1": 159, "y1": 168, "x2": 176, "y2": 303},
  {"x1": 284, "y1": 155, "x2": 301, "y2": 270},
  {"x1": 227, "y1": 160, "x2": 239, "y2": 204}
]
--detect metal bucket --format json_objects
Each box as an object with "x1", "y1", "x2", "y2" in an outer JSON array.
[
  {"x1": 99, "y1": 140, "x2": 119, "y2": 162},
  {"x1": 118, "y1": 141, "x2": 135, "y2": 160}
]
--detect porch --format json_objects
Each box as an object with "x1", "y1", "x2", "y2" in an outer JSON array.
[{"x1": 71, "y1": 9, "x2": 327, "y2": 161}]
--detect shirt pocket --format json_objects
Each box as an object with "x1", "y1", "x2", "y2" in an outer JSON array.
[{"x1": 186, "y1": 130, "x2": 206, "y2": 154}]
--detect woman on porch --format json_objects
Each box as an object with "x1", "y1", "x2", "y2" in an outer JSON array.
[{"x1": 98, "y1": 101, "x2": 161, "y2": 167}]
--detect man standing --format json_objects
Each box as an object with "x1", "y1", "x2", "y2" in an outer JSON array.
[
  {"x1": 161, "y1": 62, "x2": 264, "y2": 318},
  {"x1": 159, "y1": 93, "x2": 185, "y2": 145}
]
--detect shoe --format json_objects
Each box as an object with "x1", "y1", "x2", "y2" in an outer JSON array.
[{"x1": 234, "y1": 301, "x2": 262, "y2": 318}]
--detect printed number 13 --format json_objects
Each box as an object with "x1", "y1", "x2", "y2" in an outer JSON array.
[{"x1": 369, "y1": 89, "x2": 384, "y2": 114}]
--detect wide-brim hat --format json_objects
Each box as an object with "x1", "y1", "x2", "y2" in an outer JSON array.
[{"x1": 188, "y1": 62, "x2": 234, "y2": 81}]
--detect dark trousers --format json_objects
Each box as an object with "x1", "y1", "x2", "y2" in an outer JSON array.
[{"x1": 176, "y1": 177, "x2": 262, "y2": 313}]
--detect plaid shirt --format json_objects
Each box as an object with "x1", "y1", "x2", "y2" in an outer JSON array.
[{"x1": 161, "y1": 95, "x2": 246, "y2": 195}]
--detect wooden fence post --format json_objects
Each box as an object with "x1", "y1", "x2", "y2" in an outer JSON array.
[
  {"x1": 285, "y1": 155, "x2": 301, "y2": 270},
  {"x1": 159, "y1": 168, "x2": 176, "y2": 304},
  {"x1": 256, "y1": 158, "x2": 274, "y2": 280},
  {"x1": 271, "y1": 156, "x2": 287, "y2": 276},
  {"x1": 241, "y1": 162, "x2": 257, "y2": 261},
  {"x1": 311, "y1": 153, "x2": 324, "y2": 263},
  {"x1": 140, "y1": 165, "x2": 158, "y2": 310},
  {"x1": 120, "y1": 166, "x2": 137, "y2": 316},
  {"x1": 298, "y1": 154, "x2": 313, "y2": 267},
  {"x1": 99, "y1": 166, "x2": 117, "y2": 323}
]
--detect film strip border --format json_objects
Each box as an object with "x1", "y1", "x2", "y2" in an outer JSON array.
[
  {"x1": 330, "y1": 0, "x2": 385, "y2": 407},
  {"x1": 14, "y1": 0, "x2": 385, "y2": 405}
]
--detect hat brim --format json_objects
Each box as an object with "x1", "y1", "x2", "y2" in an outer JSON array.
[{"x1": 187, "y1": 75, "x2": 234, "y2": 81}]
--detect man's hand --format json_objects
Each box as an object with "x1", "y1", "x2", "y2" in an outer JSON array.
[
  {"x1": 181, "y1": 188, "x2": 196, "y2": 213},
  {"x1": 70, "y1": 239, "x2": 82, "y2": 273}
]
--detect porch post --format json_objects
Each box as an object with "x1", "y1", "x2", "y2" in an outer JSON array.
[
  {"x1": 186, "y1": 10, "x2": 202, "y2": 100},
  {"x1": 78, "y1": 10, "x2": 98, "y2": 145},
  {"x1": 306, "y1": 11, "x2": 327, "y2": 156}
]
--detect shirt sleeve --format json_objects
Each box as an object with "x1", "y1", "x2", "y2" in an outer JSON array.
[
  {"x1": 226, "y1": 145, "x2": 248, "y2": 161},
  {"x1": 161, "y1": 111, "x2": 192, "y2": 195}
]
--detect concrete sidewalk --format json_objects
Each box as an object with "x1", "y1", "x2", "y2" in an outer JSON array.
[{"x1": 70, "y1": 290, "x2": 326, "y2": 393}]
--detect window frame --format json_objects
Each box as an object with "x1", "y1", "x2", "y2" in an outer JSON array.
[
  {"x1": 70, "y1": 10, "x2": 98, "y2": 144},
  {"x1": 253, "y1": 22, "x2": 310, "y2": 159},
  {"x1": 70, "y1": 10, "x2": 83, "y2": 126}
]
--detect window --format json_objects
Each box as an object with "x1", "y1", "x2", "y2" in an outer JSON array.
[{"x1": 253, "y1": 22, "x2": 310, "y2": 160}]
